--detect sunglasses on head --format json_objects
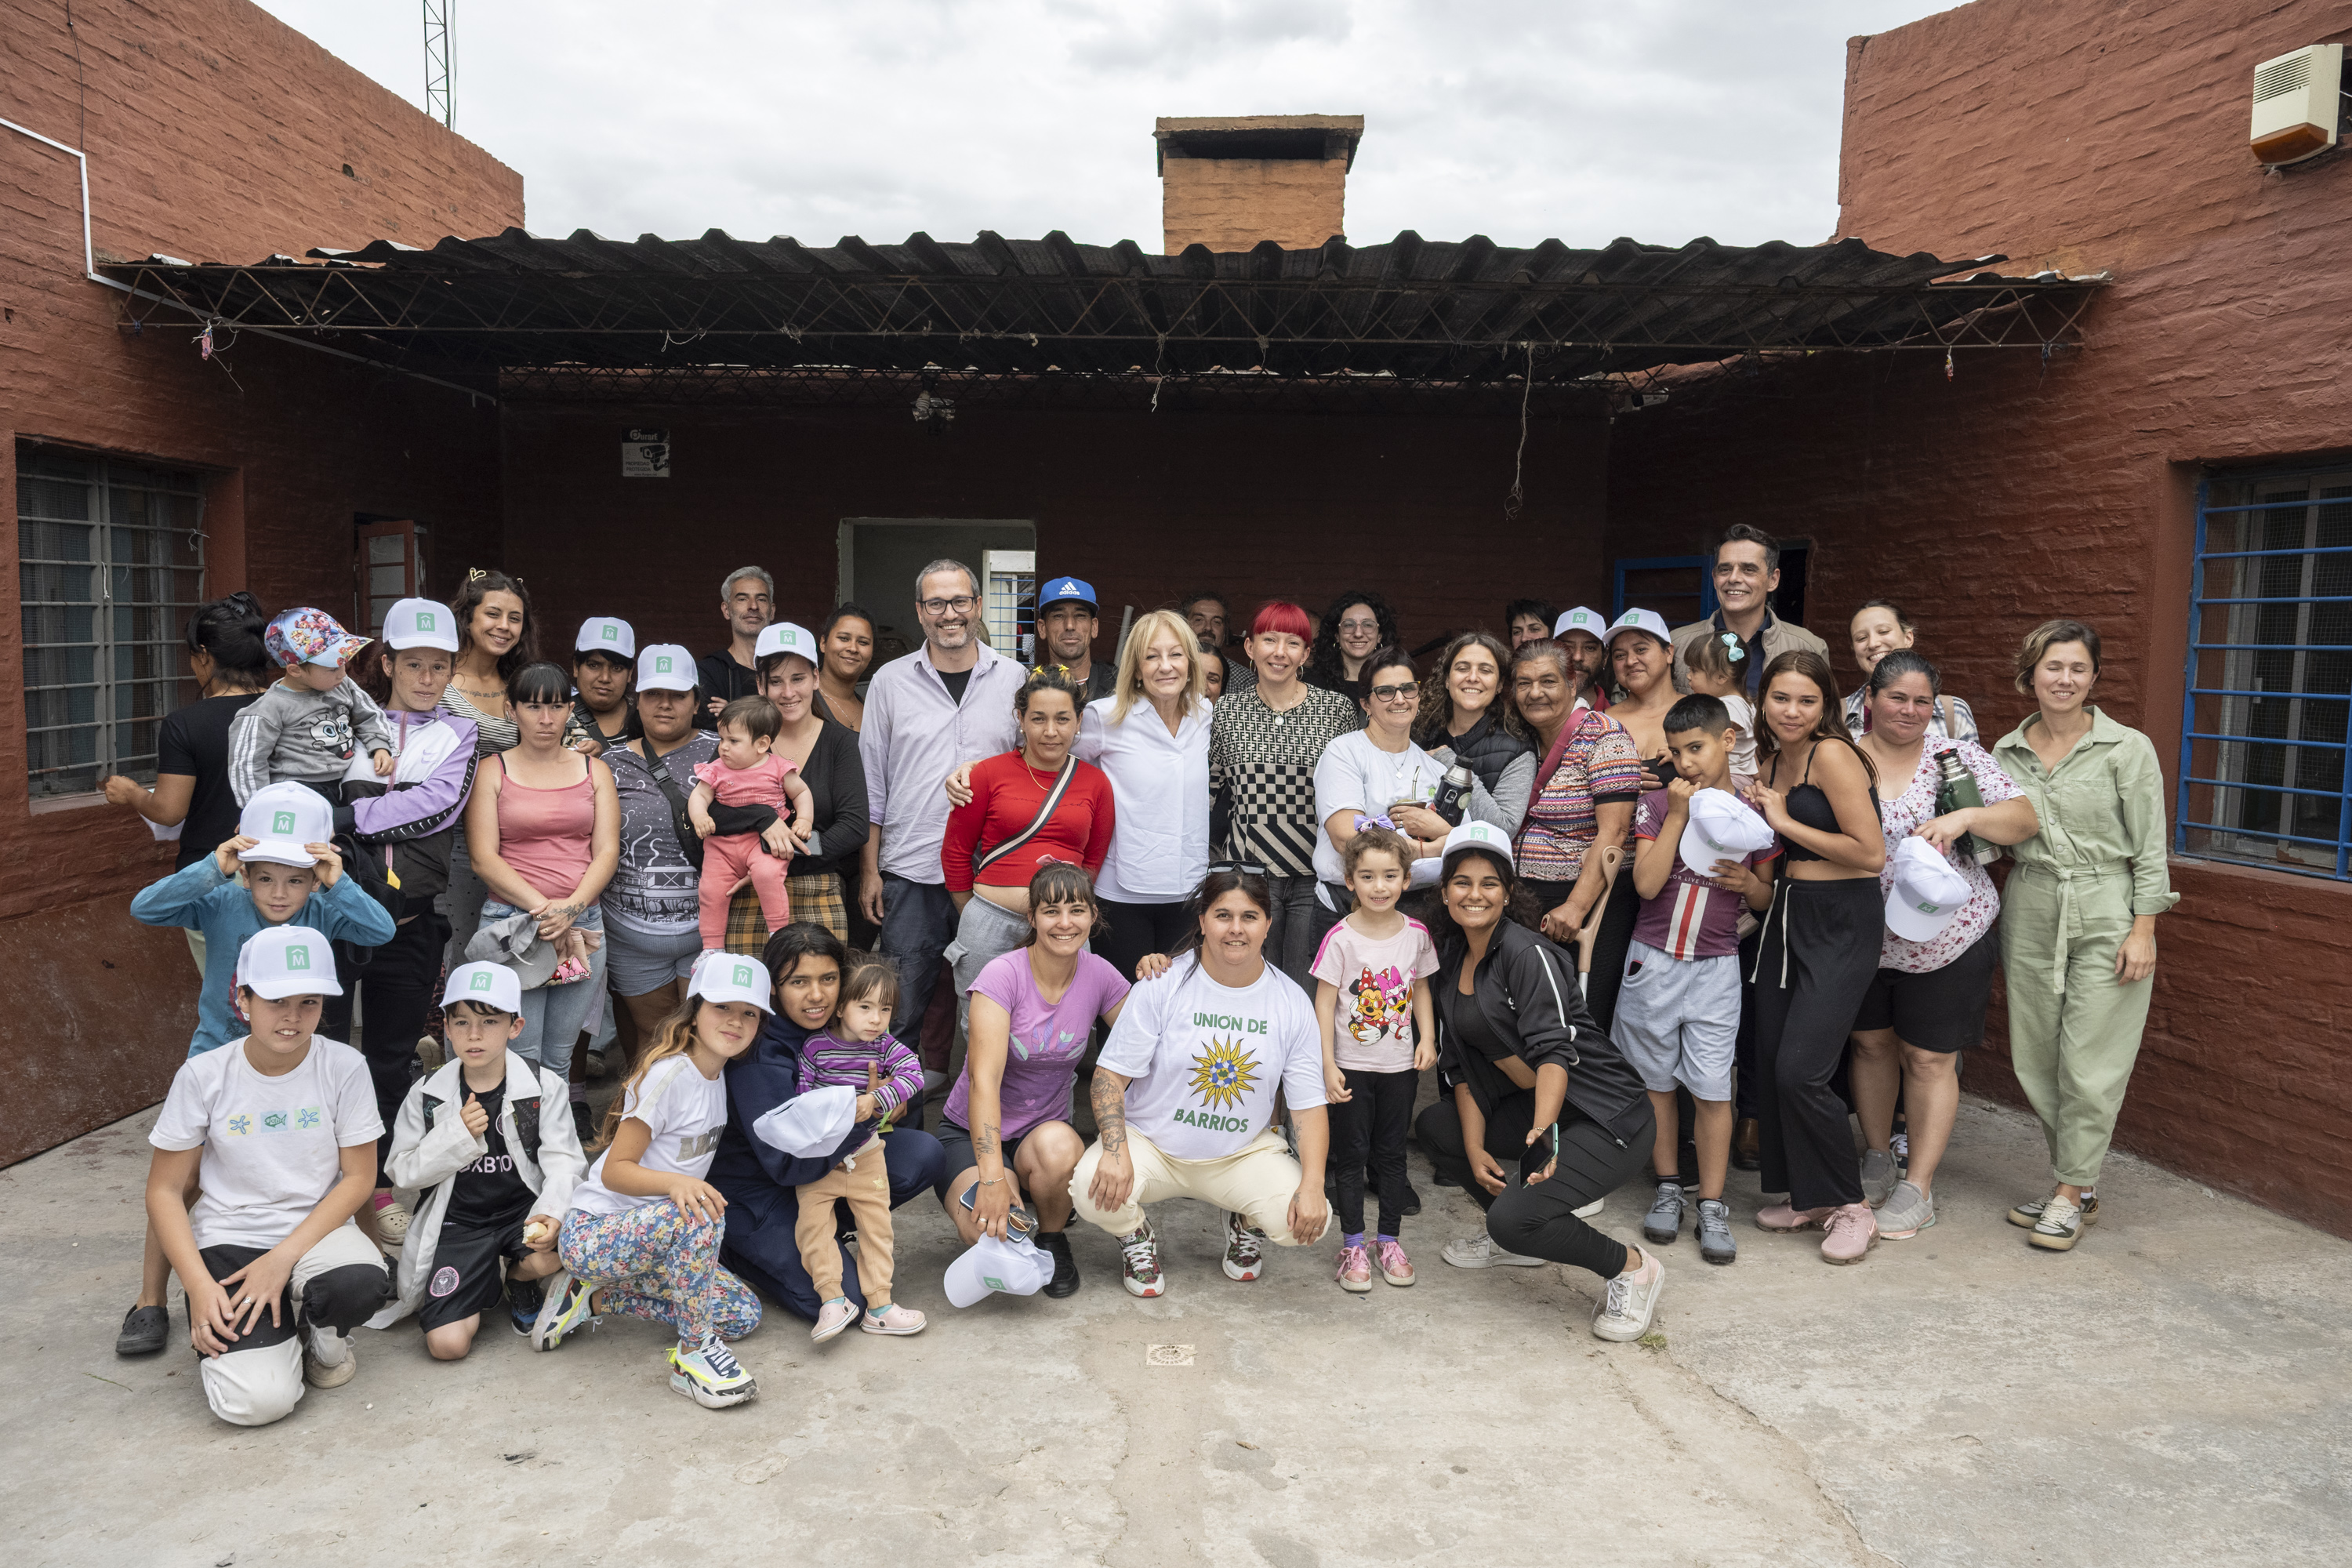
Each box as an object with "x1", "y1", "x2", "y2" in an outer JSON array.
[{"x1": 1207, "y1": 860, "x2": 1268, "y2": 877}]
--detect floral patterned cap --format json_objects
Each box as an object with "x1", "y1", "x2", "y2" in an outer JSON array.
[{"x1": 264, "y1": 607, "x2": 371, "y2": 669}]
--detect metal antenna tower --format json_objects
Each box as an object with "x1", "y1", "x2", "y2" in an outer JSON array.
[{"x1": 423, "y1": 0, "x2": 454, "y2": 129}]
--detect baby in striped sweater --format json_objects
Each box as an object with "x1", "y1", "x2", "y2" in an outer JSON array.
[{"x1": 795, "y1": 955, "x2": 927, "y2": 1341}]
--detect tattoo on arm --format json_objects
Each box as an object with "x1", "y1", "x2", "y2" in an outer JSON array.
[
  {"x1": 973, "y1": 1122, "x2": 999, "y2": 1163},
  {"x1": 1091, "y1": 1074, "x2": 1127, "y2": 1155}
]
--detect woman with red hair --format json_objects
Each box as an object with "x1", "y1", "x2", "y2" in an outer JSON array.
[{"x1": 1207, "y1": 602, "x2": 1362, "y2": 987}]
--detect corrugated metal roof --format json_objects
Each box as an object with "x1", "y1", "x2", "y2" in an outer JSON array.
[{"x1": 101, "y1": 228, "x2": 2099, "y2": 387}]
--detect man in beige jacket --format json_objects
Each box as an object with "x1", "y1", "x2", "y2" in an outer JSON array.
[{"x1": 1670, "y1": 524, "x2": 1827, "y2": 698}]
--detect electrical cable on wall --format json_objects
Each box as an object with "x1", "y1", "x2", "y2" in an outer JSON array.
[{"x1": 1504, "y1": 340, "x2": 1534, "y2": 518}]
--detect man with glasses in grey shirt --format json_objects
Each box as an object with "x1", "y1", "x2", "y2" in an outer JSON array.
[{"x1": 858, "y1": 561, "x2": 1024, "y2": 1094}]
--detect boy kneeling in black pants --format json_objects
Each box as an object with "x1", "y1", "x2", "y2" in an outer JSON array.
[{"x1": 367, "y1": 962, "x2": 586, "y2": 1359}]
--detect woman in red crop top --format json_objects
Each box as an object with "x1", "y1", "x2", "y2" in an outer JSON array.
[{"x1": 941, "y1": 665, "x2": 1116, "y2": 1001}]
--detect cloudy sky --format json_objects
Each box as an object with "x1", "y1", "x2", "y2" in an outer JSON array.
[{"x1": 255, "y1": 0, "x2": 1957, "y2": 251}]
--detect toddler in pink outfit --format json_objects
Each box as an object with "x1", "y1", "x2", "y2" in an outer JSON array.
[{"x1": 689, "y1": 695, "x2": 816, "y2": 949}]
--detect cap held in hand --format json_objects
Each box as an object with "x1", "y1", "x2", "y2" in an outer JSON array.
[
  {"x1": 753, "y1": 1084, "x2": 857, "y2": 1158},
  {"x1": 1678, "y1": 788, "x2": 1774, "y2": 875},
  {"x1": 237, "y1": 782, "x2": 332, "y2": 867},
  {"x1": 236, "y1": 924, "x2": 343, "y2": 1000},
  {"x1": 1885, "y1": 837, "x2": 1972, "y2": 942},
  {"x1": 944, "y1": 1232, "x2": 1055, "y2": 1307}
]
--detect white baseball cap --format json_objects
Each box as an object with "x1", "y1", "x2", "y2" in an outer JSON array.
[
  {"x1": 235, "y1": 924, "x2": 343, "y2": 1000},
  {"x1": 382, "y1": 597, "x2": 460, "y2": 653},
  {"x1": 689, "y1": 948, "x2": 774, "y2": 1013},
  {"x1": 637, "y1": 644, "x2": 696, "y2": 693},
  {"x1": 441, "y1": 960, "x2": 523, "y2": 1015},
  {"x1": 944, "y1": 1232, "x2": 1055, "y2": 1307},
  {"x1": 1679, "y1": 788, "x2": 1776, "y2": 875},
  {"x1": 1439, "y1": 820, "x2": 1515, "y2": 875},
  {"x1": 754, "y1": 621, "x2": 818, "y2": 666},
  {"x1": 1605, "y1": 607, "x2": 1672, "y2": 648},
  {"x1": 575, "y1": 617, "x2": 637, "y2": 661},
  {"x1": 753, "y1": 1083, "x2": 857, "y2": 1158},
  {"x1": 1552, "y1": 606, "x2": 1606, "y2": 641},
  {"x1": 238, "y1": 782, "x2": 332, "y2": 867},
  {"x1": 1885, "y1": 837, "x2": 1973, "y2": 942}
]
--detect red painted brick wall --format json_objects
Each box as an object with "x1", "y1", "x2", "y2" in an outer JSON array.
[
  {"x1": 1, "y1": 0, "x2": 522, "y2": 1163},
  {"x1": 496, "y1": 399, "x2": 1610, "y2": 673},
  {"x1": 1607, "y1": 0, "x2": 2352, "y2": 1234}
]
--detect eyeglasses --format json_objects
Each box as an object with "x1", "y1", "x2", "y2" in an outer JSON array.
[
  {"x1": 1370, "y1": 682, "x2": 1419, "y2": 701},
  {"x1": 918, "y1": 595, "x2": 978, "y2": 615},
  {"x1": 1338, "y1": 619, "x2": 1381, "y2": 634},
  {"x1": 1207, "y1": 860, "x2": 1268, "y2": 877}
]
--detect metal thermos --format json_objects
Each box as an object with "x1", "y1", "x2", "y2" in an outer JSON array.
[
  {"x1": 1432, "y1": 764, "x2": 1474, "y2": 826},
  {"x1": 1933, "y1": 750, "x2": 2000, "y2": 866}
]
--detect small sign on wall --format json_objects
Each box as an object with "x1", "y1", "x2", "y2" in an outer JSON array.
[{"x1": 622, "y1": 428, "x2": 670, "y2": 478}]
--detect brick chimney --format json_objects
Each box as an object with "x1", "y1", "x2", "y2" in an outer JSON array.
[{"x1": 1155, "y1": 115, "x2": 1364, "y2": 253}]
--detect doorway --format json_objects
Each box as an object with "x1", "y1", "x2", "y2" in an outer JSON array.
[{"x1": 837, "y1": 518, "x2": 1038, "y2": 665}]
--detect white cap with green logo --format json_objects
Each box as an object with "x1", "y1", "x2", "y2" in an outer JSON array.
[
  {"x1": 689, "y1": 949, "x2": 774, "y2": 1013},
  {"x1": 237, "y1": 782, "x2": 332, "y2": 867},
  {"x1": 575, "y1": 616, "x2": 637, "y2": 660},
  {"x1": 236, "y1": 924, "x2": 343, "y2": 1000},
  {"x1": 440, "y1": 960, "x2": 523, "y2": 1015},
  {"x1": 382, "y1": 597, "x2": 461, "y2": 653},
  {"x1": 637, "y1": 643, "x2": 697, "y2": 693}
]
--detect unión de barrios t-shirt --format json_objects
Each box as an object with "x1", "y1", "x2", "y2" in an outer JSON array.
[
  {"x1": 1097, "y1": 957, "x2": 1324, "y2": 1159},
  {"x1": 568, "y1": 1054, "x2": 728, "y2": 1217},
  {"x1": 148, "y1": 1036, "x2": 383, "y2": 1250}
]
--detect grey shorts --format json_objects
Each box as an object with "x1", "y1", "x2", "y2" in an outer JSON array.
[
  {"x1": 1612, "y1": 940, "x2": 1740, "y2": 1101},
  {"x1": 603, "y1": 920, "x2": 702, "y2": 997},
  {"x1": 946, "y1": 893, "x2": 1032, "y2": 995}
]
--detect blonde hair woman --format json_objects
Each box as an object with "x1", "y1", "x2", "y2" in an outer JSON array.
[{"x1": 1082, "y1": 609, "x2": 1215, "y2": 979}]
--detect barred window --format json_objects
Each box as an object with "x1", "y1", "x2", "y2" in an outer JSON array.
[
  {"x1": 17, "y1": 445, "x2": 207, "y2": 800},
  {"x1": 2180, "y1": 467, "x2": 2351, "y2": 878}
]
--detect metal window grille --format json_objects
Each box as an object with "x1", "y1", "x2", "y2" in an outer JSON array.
[
  {"x1": 2177, "y1": 467, "x2": 2352, "y2": 879},
  {"x1": 16, "y1": 446, "x2": 207, "y2": 799},
  {"x1": 982, "y1": 549, "x2": 1036, "y2": 660}
]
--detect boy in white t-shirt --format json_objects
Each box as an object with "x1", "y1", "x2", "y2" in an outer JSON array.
[
  {"x1": 1308, "y1": 826, "x2": 1438, "y2": 1293},
  {"x1": 144, "y1": 926, "x2": 389, "y2": 1427},
  {"x1": 530, "y1": 951, "x2": 769, "y2": 1410}
]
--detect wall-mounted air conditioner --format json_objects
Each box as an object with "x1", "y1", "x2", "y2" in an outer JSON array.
[{"x1": 2250, "y1": 42, "x2": 2344, "y2": 166}]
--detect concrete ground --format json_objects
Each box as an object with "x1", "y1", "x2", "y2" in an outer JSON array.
[{"x1": 6, "y1": 1090, "x2": 2349, "y2": 1568}]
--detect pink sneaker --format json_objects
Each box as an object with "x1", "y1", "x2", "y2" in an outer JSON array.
[
  {"x1": 1335, "y1": 1243, "x2": 1373, "y2": 1293},
  {"x1": 1755, "y1": 1203, "x2": 1835, "y2": 1233},
  {"x1": 1372, "y1": 1236, "x2": 1415, "y2": 1287},
  {"x1": 1820, "y1": 1203, "x2": 1878, "y2": 1265}
]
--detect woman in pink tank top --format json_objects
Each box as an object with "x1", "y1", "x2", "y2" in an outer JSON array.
[{"x1": 466, "y1": 662, "x2": 620, "y2": 1083}]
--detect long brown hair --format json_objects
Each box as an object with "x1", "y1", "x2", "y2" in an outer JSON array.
[
  {"x1": 1754, "y1": 648, "x2": 1876, "y2": 786},
  {"x1": 448, "y1": 568, "x2": 538, "y2": 686},
  {"x1": 586, "y1": 992, "x2": 703, "y2": 1153},
  {"x1": 1415, "y1": 630, "x2": 1526, "y2": 746}
]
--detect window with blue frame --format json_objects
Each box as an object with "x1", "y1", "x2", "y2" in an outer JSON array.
[{"x1": 2178, "y1": 467, "x2": 2352, "y2": 879}]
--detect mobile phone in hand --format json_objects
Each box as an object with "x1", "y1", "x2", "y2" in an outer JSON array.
[{"x1": 957, "y1": 1181, "x2": 1034, "y2": 1234}]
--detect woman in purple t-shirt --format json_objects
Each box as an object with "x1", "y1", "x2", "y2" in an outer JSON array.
[{"x1": 933, "y1": 862, "x2": 1131, "y2": 1298}]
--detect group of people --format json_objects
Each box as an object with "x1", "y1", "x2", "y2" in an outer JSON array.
[{"x1": 105, "y1": 528, "x2": 2176, "y2": 1424}]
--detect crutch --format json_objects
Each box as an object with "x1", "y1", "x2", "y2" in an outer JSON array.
[{"x1": 1573, "y1": 844, "x2": 1624, "y2": 1000}]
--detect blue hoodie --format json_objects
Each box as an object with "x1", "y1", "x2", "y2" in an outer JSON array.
[
  {"x1": 710, "y1": 1010, "x2": 872, "y2": 1229},
  {"x1": 131, "y1": 857, "x2": 398, "y2": 1056}
]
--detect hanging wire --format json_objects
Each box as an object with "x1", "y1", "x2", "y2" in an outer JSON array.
[{"x1": 1504, "y1": 341, "x2": 1534, "y2": 518}]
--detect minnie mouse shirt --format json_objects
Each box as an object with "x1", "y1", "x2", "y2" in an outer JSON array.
[{"x1": 1309, "y1": 916, "x2": 1439, "y2": 1073}]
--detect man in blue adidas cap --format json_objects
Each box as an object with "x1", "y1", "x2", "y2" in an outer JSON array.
[{"x1": 1035, "y1": 576, "x2": 1116, "y2": 703}]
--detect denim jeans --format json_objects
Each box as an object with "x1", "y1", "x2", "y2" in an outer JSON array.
[
  {"x1": 1261, "y1": 873, "x2": 1331, "y2": 993},
  {"x1": 481, "y1": 900, "x2": 604, "y2": 1080}
]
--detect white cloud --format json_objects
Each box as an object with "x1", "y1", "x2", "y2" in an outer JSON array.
[{"x1": 252, "y1": 0, "x2": 1962, "y2": 251}]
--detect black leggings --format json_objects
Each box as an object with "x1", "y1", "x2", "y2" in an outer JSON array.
[
  {"x1": 1327, "y1": 1067, "x2": 1416, "y2": 1236},
  {"x1": 321, "y1": 911, "x2": 448, "y2": 1182},
  {"x1": 1753, "y1": 877, "x2": 1879, "y2": 1209},
  {"x1": 1093, "y1": 898, "x2": 1196, "y2": 987},
  {"x1": 1415, "y1": 1091, "x2": 1652, "y2": 1282}
]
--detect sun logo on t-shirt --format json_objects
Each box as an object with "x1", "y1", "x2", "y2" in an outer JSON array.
[{"x1": 1188, "y1": 1036, "x2": 1259, "y2": 1112}]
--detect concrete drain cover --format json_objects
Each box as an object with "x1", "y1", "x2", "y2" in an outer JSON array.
[{"x1": 1145, "y1": 1344, "x2": 1195, "y2": 1367}]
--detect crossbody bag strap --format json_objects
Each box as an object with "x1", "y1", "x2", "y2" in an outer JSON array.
[
  {"x1": 975, "y1": 757, "x2": 1078, "y2": 872},
  {"x1": 621, "y1": 744, "x2": 704, "y2": 865}
]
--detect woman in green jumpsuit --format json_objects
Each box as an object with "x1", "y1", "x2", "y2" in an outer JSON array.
[{"x1": 1992, "y1": 620, "x2": 2177, "y2": 1252}]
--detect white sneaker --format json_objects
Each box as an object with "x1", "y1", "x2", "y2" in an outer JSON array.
[
  {"x1": 1441, "y1": 1232, "x2": 1545, "y2": 1269},
  {"x1": 667, "y1": 1335, "x2": 757, "y2": 1409},
  {"x1": 302, "y1": 1327, "x2": 358, "y2": 1388},
  {"x1": 1573, "y1": 1197, "x2": 1605, "y2": 1220},
  {"x1": 1592, "y1": 1250, "x2": 1664, "y2": 1342}
]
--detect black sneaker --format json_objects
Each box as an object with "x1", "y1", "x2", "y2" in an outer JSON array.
[
  {"x1": 1038, "y1": 1229, "x2": 1080, "y2": 1298},
  {"x1": 506, "y1": 1276, "x2": 546, "y2": 1335},
  {"x1": 572, "y1": 1100, "x2": 597, "y2": 1146},
  {"x1": 1398, "y1": 1185, "x2": 1422, "y2": 1218},
  {"x1": 1432, "y1": 1169, "x2": 1463, "y2": 1189},
  {"x1": 115, "y1": 1303, "x2": 170, "y2": 1356}
]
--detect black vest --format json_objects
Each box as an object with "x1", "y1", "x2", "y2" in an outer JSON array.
[{"x1": 1423, "y1": 710, "x2": 1534, "y2": 795}]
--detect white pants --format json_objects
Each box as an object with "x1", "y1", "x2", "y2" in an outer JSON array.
[
  {"x1": 199, "y1": 1222, "x2": 385, "y2": 1428},
  {"x1": 1070, "y1": 1128, "x2": 1331, "y2": 1244}
]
